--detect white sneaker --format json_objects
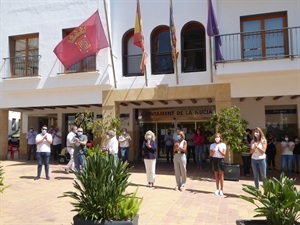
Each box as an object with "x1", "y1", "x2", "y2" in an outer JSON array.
[
  {"x1": 219, "y1": 190, "x2": 224, "y2": 196},
  {"x1": 215, "y1": 190, "x2": 220, "y2": 195}
]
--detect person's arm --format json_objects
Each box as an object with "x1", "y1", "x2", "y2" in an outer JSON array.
[
  {"x1": 218, "y1": 144, "x2": 227, "y2": 156},
  {"x1": 179, "y1": 140, "x2": 187, "y2": 153},
  {"x1": 289, "y1": 142, "x2": 295, "y2": 152},
  {"x1": 209, "y1": 144, "x2": 215, "y2": 157}
]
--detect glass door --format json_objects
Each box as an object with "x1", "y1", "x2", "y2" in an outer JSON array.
[{"x1": 157, "y1": 122, "x2": 174, "y2": 159}]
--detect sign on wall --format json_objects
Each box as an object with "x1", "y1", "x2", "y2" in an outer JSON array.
[{"x1": 137, "y1": 106, "x2": 215, "y2": 121}]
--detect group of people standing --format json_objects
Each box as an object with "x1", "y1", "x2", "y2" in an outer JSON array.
[{"x1": 142, "y1": 127, "x2": 226, "y2": 195}]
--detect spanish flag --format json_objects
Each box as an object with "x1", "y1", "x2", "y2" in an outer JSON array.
[
  {"x1": 170, "y1": 0, "x2": 178, "y2": 64},
  {"x1": 133, "y1": 0, "x2": 146, "y2": 74}
]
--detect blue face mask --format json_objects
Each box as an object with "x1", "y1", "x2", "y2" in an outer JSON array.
[{"x1": 77, "y1": 131, "x2": 83, "y2": 136}]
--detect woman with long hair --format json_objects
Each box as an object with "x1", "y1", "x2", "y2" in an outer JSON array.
[
  {"x1": 210, "y1": 132, "x2": 226, "y2": 196},
  {"x1": 250, "y1": 127, "x2": 267, "y2": 188}
]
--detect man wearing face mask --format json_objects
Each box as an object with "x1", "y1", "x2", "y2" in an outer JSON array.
[
  {"x1": 65, "y1": 126, "x2": 77, "y2": 174},
  {"x1": 280, "y1": 134, "x2": 294, "y2": 177},
  {"x1": 71, "y1": 127, "x2": 87, "y2": 174},
  {"x1": 34, "y1": 125, "x2": 53, "y2": 180},
  {"x1": 118, "y1": 128, "x2": 131, "y2": 162},
  {"x1": 164, "y1": 129, "x2": 174, "y2": 163},
  {"x1": 26, "y1": 126, "x2": 37, "y2": 160},
  {"x1": 103, "y1": 130, "x2": 119, "y2": 162}
]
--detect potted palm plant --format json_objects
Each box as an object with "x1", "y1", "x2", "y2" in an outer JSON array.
[
  {"x1": 61, "y1": 113, "x2": 142, "y2": 225},
  {"x1": 238, "y1": 173, "x2": 300, "y2": 225},
  {"x1": 204, "y1": 105, "x2": 248, "y2": 181}
]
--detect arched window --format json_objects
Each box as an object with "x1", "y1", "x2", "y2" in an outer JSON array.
[
  {"x1": 181, "y1": 22, "x2": 206, "y2": 72},
  {"x1": 122, "y1": 29, "x2": 143, "y2": 77},
  {"x1": 151, "y1": 26, "x2": 173, "y2": 75}
]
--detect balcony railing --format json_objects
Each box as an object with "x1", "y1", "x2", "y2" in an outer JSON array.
[
  {"x1": 214, "y1": 26, "x2": 300, "y2": 63},
  {"x1": 2, "y1": 55, "x2": 41, "y2": 78}
]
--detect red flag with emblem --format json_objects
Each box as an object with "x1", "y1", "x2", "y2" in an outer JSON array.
[{"x1": 53, "y1": 10, "x2": 108, "y2": 68}]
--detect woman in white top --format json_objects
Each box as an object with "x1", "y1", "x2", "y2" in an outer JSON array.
[
  {"x1": 210, "y1": 133, "x2": 226, "y2": 196},
  {"x1": 250, "y1": 127, "x2": 267, "y2": 188},
  {"x1": 280, "y1": 134, "x2": 295, "y2": 177}
]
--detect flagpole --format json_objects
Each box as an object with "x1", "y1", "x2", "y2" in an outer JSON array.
[
  {"x1": 209, "y1": 37, "x2": 213, "y2": 83},
  {"x1": 144, "y1": 64, "x2": 148, "y2": 87},
  {"x1": 174, "y1": 55, "x2": 179, "y2": 85},
  {"x1": 103, "y1": 0, "x2": 117, "y2": 89}
]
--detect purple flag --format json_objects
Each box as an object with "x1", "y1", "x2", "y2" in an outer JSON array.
[{"x1": 207, "y1": 0, "x2": 224, "y2": 61}]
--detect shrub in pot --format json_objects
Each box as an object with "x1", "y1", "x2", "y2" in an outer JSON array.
[
  {"x1": 61, "y1": 149, "x2": 142, "y2": 225},
  {"x1": 238, "y1": 173, "x2": 300, "y2": 225},
  {"x1": 204, "y1": 106, "x2": 248, "y2": 180}
]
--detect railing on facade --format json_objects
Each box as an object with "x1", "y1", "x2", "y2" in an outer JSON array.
[
  {"x1": 2, "y1": 55, "x2": 41, "y2": 78},
  {"x1": 215, "y1": 26, "x2": 300, "y2": 63}
]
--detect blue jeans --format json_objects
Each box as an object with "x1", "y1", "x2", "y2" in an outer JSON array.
[
  {"x1": 251, "y1": 158, "x2": 266, "y2": 188},
  {"x1": 36, "y1": 152, "x2": 51, "y2": 177},
  {"x1": 281, "y1": 155, "x2": 294, "y2": 177},
  {"x1": 120, "y1": 147, "x2": 129, "y2": 162},
  {"x1": 195, "y1": 145, "x2": 204, "y2": 167},
  {"x1": 294, "y1": 154, "x2": 300, "y2": 173},
  {"x1": 74, "y1": 153, "x2": 86, "y2": 174}
]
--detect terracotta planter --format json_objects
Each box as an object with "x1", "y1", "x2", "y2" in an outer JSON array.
[{"x1": 73, "y1": 214, "x2": 139, "y2": 225}]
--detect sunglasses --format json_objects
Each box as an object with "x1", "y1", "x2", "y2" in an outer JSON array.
[{"x1": 42, "y1": 128, "x2": 47, "y2": 130}]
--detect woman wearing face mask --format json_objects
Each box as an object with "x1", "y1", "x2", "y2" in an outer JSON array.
[
  {"x1": 210, "y1": 133, "x2": 226, "y2": 196},
  {"x1": 250, "y1": 127, "x2": 267, "y2": 188},
  {"x1": 173, "y1": 131, "x2": 187, "y2": 191},
  {"x1": 280, "y1": 134, "x2": 295, "y2": 177},
  {"x1": 142, "y1": 130, "x2": 157, "y2": 187}
]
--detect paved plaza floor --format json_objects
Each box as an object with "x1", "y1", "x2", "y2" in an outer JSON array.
[{"x1": 0, "y1": 158, "x2": 299, "y2": 225}]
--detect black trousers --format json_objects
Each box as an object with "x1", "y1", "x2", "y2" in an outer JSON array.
[{"x1": 242, "y1": 155, "x2": 251, "y2": 175}]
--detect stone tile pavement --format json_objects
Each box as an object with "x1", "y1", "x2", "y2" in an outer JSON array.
[{"x1": 0, "y1": 158, "x2": 299, "y2": 225}]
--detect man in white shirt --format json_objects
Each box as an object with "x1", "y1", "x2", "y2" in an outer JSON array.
[
  {"x1": 65, "y1": 125, "x2": 77, "y2": 173},
  {"x1": 35, "y1": 125, "x2": 53, "y2": 180},
  {"x1": 103, "y1": 130, "x2": 119, "y2": 162},
  {"x1": 118, "y1": 128, "x2": 131, "y2": 162}
]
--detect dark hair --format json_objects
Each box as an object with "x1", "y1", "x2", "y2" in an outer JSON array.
[{"x1": 246, "y1": 128, "x2": 252, "y2": 134}]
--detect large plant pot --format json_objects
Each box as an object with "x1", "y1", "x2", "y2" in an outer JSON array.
[
  {"x1": 236, "y1": 220, "x2": 300, "y2": 225},
  {"x1": 236, "y1": 220, "x2": 267, "y2": 225},
  {"x1": 73, "y1": 214, "x2": 139, "y2": 225},
  {"x1": 224, "y1": 163, "x2": 240, "y2": 181}
]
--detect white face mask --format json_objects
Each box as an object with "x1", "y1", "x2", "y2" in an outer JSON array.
[
  {"x1": 215, "y1": 137, "x2": 220, "y2": 143},
  {"x1": 146, "y1": 135, "x2": 152, "y2": 140},
  {"x1": 254, "y1": 132, "x2": 260, "y2": 137},
  {"x1": 42, "y1": 130, "x2": 46, "y2": 135},
  {"x1": 123, "y1": 132, "x2": 126, "y2": 135},
  {"x1": 106, "y1": 135, "x2": 110, "y2": 139},
  {"x1": 285, "y1": 137, "x2": 289, "y2": 141}
]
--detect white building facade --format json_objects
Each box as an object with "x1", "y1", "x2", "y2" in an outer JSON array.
[{"x1": 0, "y1": 0, "x2": 299, "y2": 162}]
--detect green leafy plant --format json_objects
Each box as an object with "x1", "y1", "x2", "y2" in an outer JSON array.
[
  {"x1": 0, "y1": 162, "x2": 10, "y2": 193},
  {"x1": 75, "y1": 111, "x2": 121, "y2": 145},
  {"x1": 240, "y1": 173, "x2": 300, "y2": 225},
  {"x1": 204, "y1": 105, "x2": 248, "y2": 163},
  {"x1": 60, "y1": 148, "x2": 142, "y2": 222}
]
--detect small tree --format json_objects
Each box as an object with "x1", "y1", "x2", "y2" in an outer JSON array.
[
  {"x1": 204, "y1": 105, "x2": 248, "y2": 164},
  {"x1": 74, "y1": 110, "x2": 121, "y2": 155}
]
